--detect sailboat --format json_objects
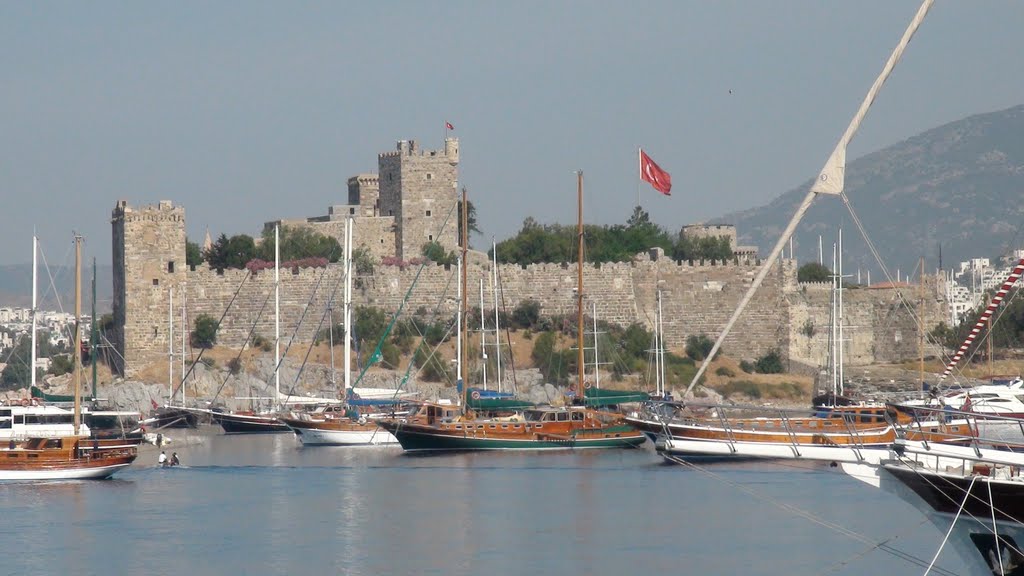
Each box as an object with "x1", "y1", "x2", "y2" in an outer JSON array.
[
  {"x1": 0, "y1": 234, "x2": 138, "y2": 480},
  {"x1": 377, "y1": 177, "x2": 647, "y2": 451},
  {"x1": 629, "y1": 232, "x2": 971, "y2": 458},
  {"x1": 280, "y1": 217, "x2": 402, "y2": 445},
  {"x1": 212, "y1": 225, "x2": 293, "y2": 433}
]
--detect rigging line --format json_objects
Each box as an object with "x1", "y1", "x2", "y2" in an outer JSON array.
[
  {"x1": 351, "y1": 201, "x2": 457, "y2": 394},
  {"x1": 494, "y1": 261, "x2": 518, "y2": 395},
  {"x1": 273, "y1": 262, "x2": 337, "y2": 403},
  {"x1": 282, "y1": 257, "x2": 360, "y2": 401},
  {"x1": 924, "y1": 473, "x2": 978, "y2": 576},
  {"x1": 172, "y1": 269, "x2": 252, "y2": 400},
  {"x1": 661, "y1": 453, "x2": 961, "y2": 576},
  {"x1": 894, "y1": 452, "x2": 1024, "y2": 553},
  {"x1": 208, "y1": 289, "x2": 273, "y2": 404},
  {"x1": 396, "y1": 260, "x2": 459, "y2": 393},
  {"x1": 839, "y1": 192, "x2": 961, "y2": 380},
  {"x1": 36, "y1": 240, "x2": 72, "y2": 317}
]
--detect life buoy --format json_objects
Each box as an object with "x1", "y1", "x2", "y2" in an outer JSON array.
[
  {"x1": 584, "y1": 380, "x2": 593, "y2": 390},
  {"x1": 470, "y1": 390, "x2": 481, "y2": 400},
  {"x1": 20, "y1": 399, "x2": 30, "y2": 407}
]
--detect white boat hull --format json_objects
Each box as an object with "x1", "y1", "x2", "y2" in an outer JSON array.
[
  {"x1": 658, "y1": 436, "x2": 891, "y2": 464},
  {"x1": 289, "y1": 425, "x2": 398, "y2": 446},
  {"x1": 0, "y1": 462, "x2": 131, "y2": 481}
]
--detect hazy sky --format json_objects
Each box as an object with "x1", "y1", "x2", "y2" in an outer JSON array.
[{"x1": 2, "y1": 1, "x2": 1022, "y2": 266}]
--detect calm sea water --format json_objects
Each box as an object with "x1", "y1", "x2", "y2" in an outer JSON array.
[{"x1": 1, "y1": 428, "x2": 971, "y2": 576}]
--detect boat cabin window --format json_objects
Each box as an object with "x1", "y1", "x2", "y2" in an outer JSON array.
[
  {"x1": 0, "y1": 418, "x2": 11, "y2": 429},
  {"x1": 556, "y1": 412, "x2": 569, "y2": 422},
  {"x1": 571, "y1": 411, "x2": 584, "y2": 421}
]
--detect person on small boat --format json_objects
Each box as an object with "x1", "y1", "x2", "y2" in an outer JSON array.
[{"x1": 158, "y1": 451, "x2": 167, "y2": 466}]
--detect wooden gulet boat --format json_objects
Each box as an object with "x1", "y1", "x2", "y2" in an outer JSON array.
[
  {"x1": 280, "y1": 217, "x2": 400, "y2": 445},
  {"x1": 0, "y1": 234, "x2": 138, "y2": 481},
  {"x1": 379, "y1": 178, "x2": 646, "y2": 451},
  {"x1": 630, "y1": 402, "x2": 975, "y2": 461}
]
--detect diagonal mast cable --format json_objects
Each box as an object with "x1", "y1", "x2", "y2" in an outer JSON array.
[
  {"x1": 172, "y1": 270, "x2": 252, "y2": 400},
  {"x1": 686, "y1": 0, "x2": 934, "y2": 395},
  {"x1": 351, "y1": 201, "x2": 458, "y2": 392}
]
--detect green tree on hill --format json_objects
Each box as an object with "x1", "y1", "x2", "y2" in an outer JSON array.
[
  {"x1": 797, "y1": 262, "x2": 832, "y2": 283},
  {"x1": 203, "y1": 234, "x2": 257, "y2": 270},
  {"x1": 259, "y1": 225, "x2": 342, "y2": 263},
  {"x1": 186, "y1": 240, "x2": 204, "y2": 266}
]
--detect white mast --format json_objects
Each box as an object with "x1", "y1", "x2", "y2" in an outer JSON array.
[
  {"x1": 592, "y1": 301, "x2": 601, "y2": 390},
  {"x1": 168, "y1": 287, "x2": 174, "y2": 403},
  {"x1": 30, "y1": 235, "x2": 37, "y2": 393},
  {"x1": 274, "y1": 224, "x2": 280, "y2": 408},
  {"x1": 838, "y1": 228, "x2": 845, "y2": 396},
  {"x1": 653, "y1": 292, "x2": 661, "y2": 397},
  {"x1": 180, "y1": 286, "x2": 186, "y2": 406},
  {"x1": 342, "y1": 217, "x2": 350, "y2": 391},
  {"x1": 831, "y1": 242, "x2": 838, "y2": 399},
  {"x1": 658, "y1": 290, "x2": 666, "y2": 397},
  {"x1": 492, "y1": 238, "x2": 501, "y2": 394},
  {"x1": 480, "y1": 278, "x2": 487, "y2": 390},
  {"x1": 344, "y1": 217, "x2": 353, "y2": 394},
  {"x1": 684, "y1": 0, "x2": 933, "y2": 395}
]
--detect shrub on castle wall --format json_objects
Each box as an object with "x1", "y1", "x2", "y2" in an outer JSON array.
[
  {"x1": 245, "y1": 257, "x2": 328, "y2": 273},
  {"x1": 381, "y1": 256, "x2": 425, "y2": 269},
  {"x1": 191, "y1": 314, "x2": 219, "y2": 349}
]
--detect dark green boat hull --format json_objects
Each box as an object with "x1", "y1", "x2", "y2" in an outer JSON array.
[{"x1": 383, "y1": 424, "x2": 647, "y2": 452}]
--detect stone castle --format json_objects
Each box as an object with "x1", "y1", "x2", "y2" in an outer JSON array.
[{"x1": 111, "y1": 138, "x2": 950, "y2": 383}]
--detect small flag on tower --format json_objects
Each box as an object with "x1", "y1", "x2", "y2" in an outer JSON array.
[
  {"x1": 639, "y1": 149, "x2": 672, "y2": 195},
  {"x1": 446, "y1": 121, "x2": 454, "y2": 130}
]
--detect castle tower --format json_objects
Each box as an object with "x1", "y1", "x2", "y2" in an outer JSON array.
[
  {"x1": 111, "y1": 200, "x2": 187, "y2": 377},
  {"x1": 347, "y1": 173, "x2": 380, "y2": 217},
  {"x1": 378, "y1": 138, "x2": 460, "y2": 260}
]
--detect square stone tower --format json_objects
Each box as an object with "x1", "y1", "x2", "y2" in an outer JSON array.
[
  {"x1": 111, "y1": 200, "x2": 187, "y2": 377},
  {"x1": 347, "y1": 173, "x2": 380, "y2": 217},
  {"x1": 378, "y1": 138, "x2": 459, "y2": 260}
]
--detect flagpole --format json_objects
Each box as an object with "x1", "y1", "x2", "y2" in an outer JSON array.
[{"x1": 636, "y1": 147, "x2": 641, "y2": 209}]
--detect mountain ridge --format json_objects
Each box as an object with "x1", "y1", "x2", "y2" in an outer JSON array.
[{"x1": 721, "y1": 104, "x2": 1024, "y2": 277}]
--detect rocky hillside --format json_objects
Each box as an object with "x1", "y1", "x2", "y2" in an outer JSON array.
[{"x1": 724, "y1": 105, "x2": 1024, "y2": 276}]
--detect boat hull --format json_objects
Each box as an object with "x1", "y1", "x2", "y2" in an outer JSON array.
[
  {"x1": 280, "y1": 418, "x2": 397, "y2": 445},
  {"x1": 0, "y1": 461, "x2": 132, "y2": 481},
  {"x1": 0, "y1": 437, "x2": 138, "y2": 481},
  {"x1": 213, "y1": 412, "x2": 289, "y2": 434},
  {"x1": 383, "y1": 423, "x2": 646, "y2": 452}
]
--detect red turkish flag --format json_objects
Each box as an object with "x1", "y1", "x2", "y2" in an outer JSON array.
[
  {"x1": 446, "y1": 121, "x2": 454, "y2": 130},
  {"x1": 640, "y1": 149, "x2": 672, "y2": 195}
]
